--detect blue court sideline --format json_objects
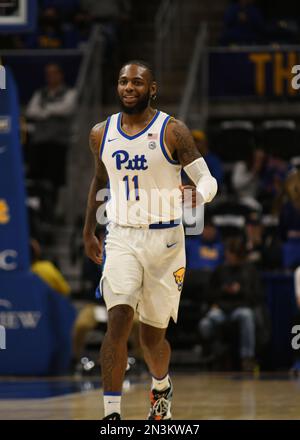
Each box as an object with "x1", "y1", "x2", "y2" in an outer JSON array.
[{"x1": 0, "y1": 378, "x2": 101, "y2": 399}]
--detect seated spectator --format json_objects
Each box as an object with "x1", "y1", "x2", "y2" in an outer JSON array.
[
  {"x1": 25, "y1": 7, "x2": 64, "y2": 49},
  {"x1": 26, "y1": 63, "x2": 76, "y2": 221},
  {"x1": 186, "y1": 217, "x2": 224, "y2": 271},
  {"x1": 279, "y1": 169, "x2": 300, "y2": 269},
  {"x1": 291, "y1": 266, "x2": 300, "y2": 374},
  {"x1": 246, "y1": 210, "x2": 265, "y2": 267},
  {"x1": 232, "y1": 148, "x2": 265, "y2": 204},
  {"x1": 285, "y1": 169, "x2": 300, "y2": 211},
  {"x1": 30, "y1": 238, "x2": 71, "y2": 296},
  {"x1": 64, "y1": 10, "x2": 91, "y2": 48},
  {"x1": 0, "y1": 34, "x2": 23, "y2": 49},
  {"x1": 245, "y1": 210, "x2": 282, "y2": 269},
  {"x1": 259, "y1": 154, "x2": 288, "y2": 207},
  {"x1": 221, "y1": 0, "x2": 264, "y2": 46},
  {"x1": 191, "y1": 130, "x2": 224, "y2": 188},
  {"x1": 41, "y1": 0, "x2": 80, "y2": 21},
  {"x1": 266, "y1": 18, "x2": 299, "y2": 45},
  {"x1": 199, "y1": 237, "x2": 263, "y2": 371}
]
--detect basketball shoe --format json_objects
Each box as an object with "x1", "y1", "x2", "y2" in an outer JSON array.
[
  {"x1": 102, "y1": 412, "x2": 121, "y2": 420},
  {"x1": 148, "y1": 379, "x2": 173, "y2": 420}
]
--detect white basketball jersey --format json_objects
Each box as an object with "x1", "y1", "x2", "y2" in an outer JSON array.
[{"x1": 100, "y1": 110, "x2": 182, "y2": 227}]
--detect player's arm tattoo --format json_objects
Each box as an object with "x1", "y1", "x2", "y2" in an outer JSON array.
[
  {"x1": 83, "y1": 121, "x2": 108, "y2": 238},
  {"x1": 167, "y1": 119, "x2": 201, "y2": 167}
]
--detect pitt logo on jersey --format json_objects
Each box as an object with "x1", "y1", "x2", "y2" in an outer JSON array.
[
  {"x1": 112, "y1": 149, "x2": 148, "y2": 171},
  {"x1": 173, "y1": 267, "x2": 185, "y2": 292}
]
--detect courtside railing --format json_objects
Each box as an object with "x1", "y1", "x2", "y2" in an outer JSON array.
[
  {"x1": 67, "y1": 25, "x2": 105, "y2": 222},
  {"x1": 178, "y1": 23, "x2": 208, "y2": 129},
  {"x1": 155, "y1": 0, "x2": 180, "y2": 85}
]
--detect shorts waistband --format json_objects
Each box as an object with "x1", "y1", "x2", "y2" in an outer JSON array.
[
  {"x1": 149, "y1": 219, "x2": 181, "y2": 229},
  {"x1": 112, "y1": 219, "x2": 181, "y2": 230}
]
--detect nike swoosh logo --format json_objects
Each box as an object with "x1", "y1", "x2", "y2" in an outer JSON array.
[
  {"x1": 107, "y1": 138, "x2": 118, "y2": 142},
  {"x1": 167, "y1": 242, "x2": 177, "y2": 248}
]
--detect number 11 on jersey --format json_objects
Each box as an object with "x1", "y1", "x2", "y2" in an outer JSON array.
[{"x1": 123, "y1": 175, "x2": 140, "y2": 201}]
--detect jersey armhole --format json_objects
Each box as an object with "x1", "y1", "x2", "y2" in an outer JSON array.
[
  {"x1": 160, "y1": 116, "x2": 180, "y2": 165},
  {"x1": 99, "y1": 117, "x2": 111, "y2": 160}
]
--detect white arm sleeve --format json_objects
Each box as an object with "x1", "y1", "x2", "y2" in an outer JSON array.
[
  {"x1": 26, "y1": 91, "x2": 46, "y2": 120},
  {"x1": 183, "y1": 157, "x2": 218, "y2": 203}
]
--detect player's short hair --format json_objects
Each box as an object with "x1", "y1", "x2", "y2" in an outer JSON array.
[{"x1": 119, "y1": 60, "x2": 155, "y2": 82}]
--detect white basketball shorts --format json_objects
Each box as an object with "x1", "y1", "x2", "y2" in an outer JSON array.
[{"x1": 100, "y1": 222, "x2": 186, "y2": 329}]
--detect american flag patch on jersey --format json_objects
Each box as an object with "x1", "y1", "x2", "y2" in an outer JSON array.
[{"x1": 147, "y1": 133, "x2": 158, "y2": 140}]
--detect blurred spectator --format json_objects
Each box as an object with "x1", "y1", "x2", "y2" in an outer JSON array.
[
  {"x1": 26, "y1": 63, "x2": 76, "y2": 221},
  {"x1": 221, "y1": 0, "x2": 264, "y2": 46},
  {"x1": 186, "y1": 217, "x2": 224, "y2": 271},
  {"x1": 199, "y1": 237, "x2": 263, "y2": 371},
  {"x1": 259, "y1": 155, "x2": 288, "y2": 205},
  {"x1": 278, "y1": 169, "x2": 300, "y2": 269},
  {"x1": 266, "y1": 19, "x2": 299, "y2": 45},
  {"x1": 258, "y1": 0, "x2": 300, "y2": 44},
  {"x1": 25, "y1": 7, "x2": 64, "y2": 49},
  {"x1": 0, "y1": 34, "x2": 23, "y2": 49},
  {"x1": 191, "y1": 130, "x2": 224, "y2": 187},
  {"x1": 245, "y1": 210, "x2": 282, "y2": 269},
  {"x1": 65, "y1": 10, "x2": 91, "y2": 48},
  {"x1": 232, "y1": 148, "x2": 265, "y2": 203},
  {"x1": 278, "y1": 168, "x2": 300, "y2": 230},
  {"x1": 290, "y1": 266, "x2": 300, "y2": 374},
  {"x1": 41, "y1": 0, "x2": 80, "y2": 21},
  {"x1": 246, "y1": 210, "x2": 264, "y2": 266},
  {"x1": 30, "y1": 238, "x2": 71, "y2": 296}
]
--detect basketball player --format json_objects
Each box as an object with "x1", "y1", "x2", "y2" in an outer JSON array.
[{"x1": 83, "y1": 61, "x2": 217, "y2": 420}]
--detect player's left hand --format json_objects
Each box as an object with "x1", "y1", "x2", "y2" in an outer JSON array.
[{"x1": 179, "y1": 184, "x2": 199, "y2": 208}]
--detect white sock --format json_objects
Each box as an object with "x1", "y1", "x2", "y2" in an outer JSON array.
[
  {"x1": 103, "y1": 393, "x2": 121, "y2": 417},
  {"x1": 152, "y1": 373, "x2": 170, "y2": 391}
]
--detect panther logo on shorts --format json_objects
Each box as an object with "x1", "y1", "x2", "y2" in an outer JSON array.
[{"x1": 173, "y1": 267, "x2": 185, "y2": 292}]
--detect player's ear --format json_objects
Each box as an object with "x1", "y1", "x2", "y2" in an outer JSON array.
[{"x1": 150, "y1": 81, "x2": 157, "y2": 101}]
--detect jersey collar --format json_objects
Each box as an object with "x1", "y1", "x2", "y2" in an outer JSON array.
[{"x1": 117, "y1": 110, "x2": 160, "y2": 140}]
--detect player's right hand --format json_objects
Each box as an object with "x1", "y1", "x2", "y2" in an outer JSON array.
[
  {"x1": 83, "y1": 234, "x2": 103, "y2": 265},
  {"x1": 179, "y1": 184, "x2": 199, "y2": 208}
]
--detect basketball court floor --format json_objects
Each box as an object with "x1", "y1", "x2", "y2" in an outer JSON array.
[{"x1": 0, "y1": 372, "x2": 300, "y2": 420}]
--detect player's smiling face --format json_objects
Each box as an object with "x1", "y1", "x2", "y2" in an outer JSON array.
[{"x1": 117, "y1": 64, "x2": 156, "y2": 114}]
